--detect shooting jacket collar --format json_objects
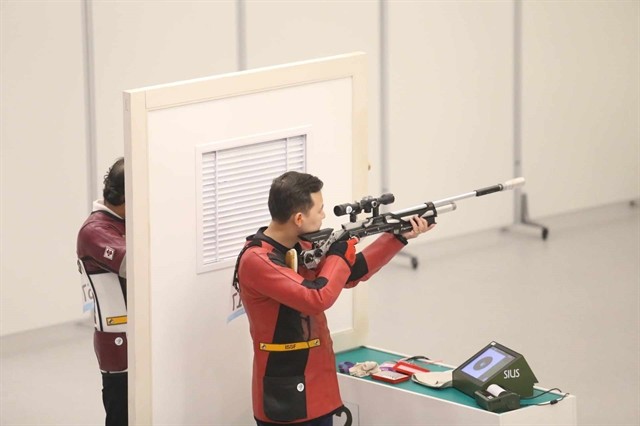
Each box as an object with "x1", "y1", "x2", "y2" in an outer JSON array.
[
  {"x1": 91, "y1": 199, "x2": 124, "y2": 222},
  {"x1": 252, "y1": 227, "x2": 302, "y2": 254}
]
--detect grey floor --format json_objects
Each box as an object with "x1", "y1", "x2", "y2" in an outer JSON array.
[{"x1": 1, "y1": 201, "x2": 638, "y2": 425}]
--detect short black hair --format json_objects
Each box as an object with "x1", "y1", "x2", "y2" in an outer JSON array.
[
  {"x1": 103, "y1": 157, "x2": 125, "y2": 206},
  {"x1": 268, "y1": 171, "x2": 323, "y2": 223}
]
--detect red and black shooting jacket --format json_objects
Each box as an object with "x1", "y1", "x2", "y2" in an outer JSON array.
[
  {"x1": 77, "y1": 200, "x2": 127, "y2": 373},
  {"x1": 236, "y1": 227, "x2": 407, "y2": 424}
]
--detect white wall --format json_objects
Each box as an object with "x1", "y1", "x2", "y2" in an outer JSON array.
[
  {"x1": 91, "y1": 0, "x2": 237, "y2": 194},
  {"x1": 245, "y1": 1, "x2": 382, "y2": 195},
  {"x1": 1, "y1": 0, "x2": 88, "y2": 336},
  {"x1": 1, "y1": 0, "x2": 638, "y2": 338},
  {"x1": 0, "y1": 0, "x2": 237, "y2": 336},
  {"x1": 522, "y1": 0, "x2": 640, "y2": 218},
  {"x1": 387, "y1": 1, "x2": 515, "y2": 241}
]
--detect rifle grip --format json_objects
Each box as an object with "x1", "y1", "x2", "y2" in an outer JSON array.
[{"x1": 426, "y1": 216, "x2": 437, "y2": 226}]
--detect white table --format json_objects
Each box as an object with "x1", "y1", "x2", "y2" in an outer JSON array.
[{"x1": 335, "y1": 346, "x2": 576, "y2": 425}]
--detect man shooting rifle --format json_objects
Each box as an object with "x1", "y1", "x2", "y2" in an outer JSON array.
[{"x1": 233, "y1": 171, "x2": 434, "y2": 426}]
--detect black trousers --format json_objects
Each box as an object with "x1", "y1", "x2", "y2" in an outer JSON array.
[
  {"x1": 256, "y1": 414, "x2": 333, "y2": 426},
  {"x1": 102, "y1": 372, "x2": 128, "y2": 426}
]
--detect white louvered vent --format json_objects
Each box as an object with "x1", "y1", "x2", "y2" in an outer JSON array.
[{"x1": 197, "y1": 134, "x2": 306, "y2": 272}]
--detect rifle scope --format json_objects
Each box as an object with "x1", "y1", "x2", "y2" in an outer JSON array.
[{"x1": 334, "y1": 193, "x2": 395, "y2": 217}]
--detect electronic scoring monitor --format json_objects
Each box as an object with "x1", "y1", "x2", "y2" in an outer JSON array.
[{"x1": 452, "y1": 341, "x2": 538, "y2": 397}]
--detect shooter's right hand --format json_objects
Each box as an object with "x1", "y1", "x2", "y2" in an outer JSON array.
[{"x1": 327, "y1": 237, "x2": 359, "y2": 267}]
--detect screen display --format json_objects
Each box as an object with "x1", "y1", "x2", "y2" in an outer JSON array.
[{"x1": 460, "y1": 346, "x2": 515, "y2": 383}]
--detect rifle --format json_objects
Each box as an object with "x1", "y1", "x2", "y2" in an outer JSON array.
[{"x1": 299, "y1": 177, "x2": 525, "y2": 269}]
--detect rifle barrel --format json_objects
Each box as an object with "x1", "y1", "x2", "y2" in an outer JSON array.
[
  {"x1": 431, "y1": 177, "x2": 526, "y2": 208},
  {"x1": 433, "y1": 191, "x2": 477, "y2": 207},
  {"x1": 391, "y1": 201, "x2": 456, "y2": 217}
]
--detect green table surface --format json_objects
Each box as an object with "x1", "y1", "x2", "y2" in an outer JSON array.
[{"x1": 336, "y1": 346, "x2": 563, "y2": 409}]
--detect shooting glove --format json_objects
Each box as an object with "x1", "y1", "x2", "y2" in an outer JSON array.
[{"x1": 327, "y1": 237, "x2": 359, "y2": 267}]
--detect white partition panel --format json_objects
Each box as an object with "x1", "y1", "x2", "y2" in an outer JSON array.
[
  {"x1": 522, "y1": 0, "x2": 640, "y2": 217},
  {"x1": 387, "y1": 1, "x2": 514, "y2": 242},
  {"x1": 125, "y1": 53, "x2": 367, "y2": 424}
]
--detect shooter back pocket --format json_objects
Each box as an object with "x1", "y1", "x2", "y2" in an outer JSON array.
[{"x1": 263, "y1": 375, "x2": 307, "y2": 421}]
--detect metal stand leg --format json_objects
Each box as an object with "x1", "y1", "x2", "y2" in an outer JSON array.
[
  {"x1": 397, "y1": 251, "x2": 419, "y2": 269},
  {"x1": 519, "y1": 192, "x2": 549, "y2": 240}
]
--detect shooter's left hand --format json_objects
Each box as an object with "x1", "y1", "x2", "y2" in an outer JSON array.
[{"x1": 401, "y1": 215, "x2": 435, "y2": 240}]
